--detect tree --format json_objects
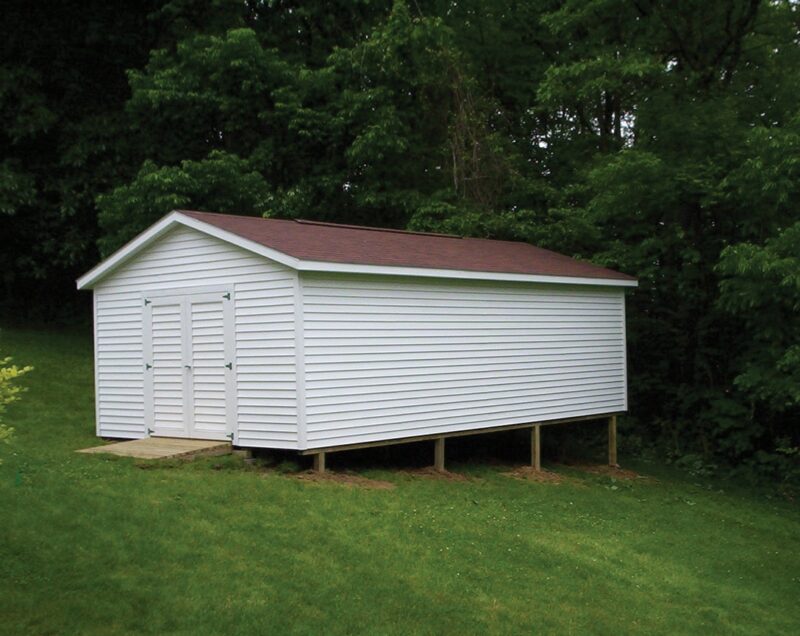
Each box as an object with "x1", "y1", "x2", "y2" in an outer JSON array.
[
  {"x1": 0, "y1": 0, "x2": 163, "y2": 320},
  {"x1": 98, "y1": 153, "x2": 272, "y2": 255}
]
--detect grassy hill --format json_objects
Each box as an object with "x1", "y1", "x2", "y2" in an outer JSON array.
[{"x1": 1, "y1": 327, "x2": 798, "y2": 635}]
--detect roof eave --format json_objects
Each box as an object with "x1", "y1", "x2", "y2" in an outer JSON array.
[{"x1": 296, "y1": 260, "x2": 638, "y2": 287}]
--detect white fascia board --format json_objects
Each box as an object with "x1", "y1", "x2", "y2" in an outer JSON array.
[
  {"x1": 76, "y1": 211, "x2": 300, "y2": 289},
  {"x1": 175, "y1": 213, "x2": 300, "y2": 270},
  {"x1": 77, "y1": 212, "x2": 182, "y2": 289},
  {"x1": 295, "y1": 259, "x2": 639, "y2": 288}
]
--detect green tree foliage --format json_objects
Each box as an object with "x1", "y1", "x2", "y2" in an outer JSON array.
[
  {"x1": 0, "y1": 0, "x2": 164, "y2": 320},
  {"x1": 527, "y1": 0, "x2": 800, "y2": 474},
  {"x1": 715, "y1": 114, "x2": 800, "y2": 474},
  {"x1": 2, "y1": 0, "x2": 799, "y2": 479},
  {"x1": 98, "y1": 153, "x2": 272, "y2": 255},
  {"x1": 106, "y1": 1, "x2": 508, "y2": 236},
  {"x1": 719, "y1": 223, "x2": 800, "y2": 410}
]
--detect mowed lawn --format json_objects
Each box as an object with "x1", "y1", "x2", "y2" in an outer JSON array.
[{"x1": 1, "y1": 327, "x2": 798, "y2": 636}]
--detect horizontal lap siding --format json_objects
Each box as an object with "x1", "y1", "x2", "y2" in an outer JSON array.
[
  {"x1": 94, "y1": 226, "x2": 297, "y2": 446},
  {"x1": 302, "y1": 275, "x2": 626, "y2": 448},
  {"x1": 234, "y1": 276, "x2": 297, "y2": 448}
]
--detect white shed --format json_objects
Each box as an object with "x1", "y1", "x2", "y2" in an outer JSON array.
[{"x1": 77, "y1": 210, "x2": 637, "y2": 468}]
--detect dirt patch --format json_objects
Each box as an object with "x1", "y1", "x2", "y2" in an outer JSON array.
[
  {"x1": 503, "y1": 466, "x2": 564, "y2": 483},
  {"x1": 401, "y1": 467, "x2": 471, "y2": 482},
  {"x1": 288, "y1": 470, "x2": 396, "y2": 490},
  {"x1": 563, "y1": 463, "x2": 651, "y2": 481}
]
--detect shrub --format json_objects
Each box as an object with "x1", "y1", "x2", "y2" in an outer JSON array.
[{"x1": 0, "y1": 355, "x2": 33, "y2": 460}]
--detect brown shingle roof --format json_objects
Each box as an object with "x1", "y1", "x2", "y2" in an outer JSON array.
[{"x1": 179, "y1": 210, "x2": 636, "y2": 282}]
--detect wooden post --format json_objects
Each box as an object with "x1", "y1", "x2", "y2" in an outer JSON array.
[
  {"x1": 313, "y1": 452, "x2": 326, "y2": 474},
  {"x1": 434, "y1": 437, "x2": 445, "y2": 472},
  {"x1": 608, "y1": 415, "x2": 618, "y2": 467},
  {"x1": 531, "y1": 425, "x2": 541, "y2": 471}
]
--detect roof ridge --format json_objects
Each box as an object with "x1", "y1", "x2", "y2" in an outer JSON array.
[
  {"x1": 180, "y1": 209, "x2": 464, "y2": 239},
  {"x1": 294, "y1": 218, "x2": 462, "y2": 239}
]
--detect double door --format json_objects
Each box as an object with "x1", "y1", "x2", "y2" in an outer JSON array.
[{"x1": 144, "y1": 289, "x2": 235, "y2": 440}]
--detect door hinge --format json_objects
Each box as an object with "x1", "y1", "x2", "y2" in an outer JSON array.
[
  {"x1": 222, "y1": 292, "x2": 231, "y2": 300},
  {"x1": 144, "y1": 298, "x2": 151, "y2": 306},
  {"x1": 225, "y1": 362, "x2": 233, "y2": 370},
  {"x1": 145, "y1": 363, "x2": 152, "y2": 370},
  {"x1": 226, "y1": 432, "x2": 234, "y2": 441},
  {"x1": 147, "y1": 428, "x2": 154, "y2": 436}
]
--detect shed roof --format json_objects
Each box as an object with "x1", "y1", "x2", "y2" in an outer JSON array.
[
  {"x1": 180, "y1": 210, "x2": 635, "y2": 282},
  {"x1": 77, "y1": 210, "x2": 637, "y2": 289}
]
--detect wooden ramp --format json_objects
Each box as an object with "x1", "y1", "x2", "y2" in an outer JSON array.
[{"x1": 77, "y1": 437, "x2": 231, "y2": 460}]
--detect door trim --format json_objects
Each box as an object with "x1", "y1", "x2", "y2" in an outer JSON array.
[
  {"x1": 143, "y1": 296, "x2": 153, "y2": 436},
  {"x1": 142, "y1": 283, "x2": 231, "y2": 299},
  {"x1": 222, "y1": 293, "x2": 237, "y2": 441}
]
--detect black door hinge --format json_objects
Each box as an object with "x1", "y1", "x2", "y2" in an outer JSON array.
[
  {"x1": 225, "y1": 362, "x2": 232, "y2": 370},
  {"x1": 222, "y1": 292, "x2": 231, "y2": 300}
]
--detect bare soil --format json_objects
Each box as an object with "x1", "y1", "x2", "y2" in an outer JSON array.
[
  {"x1": 562, "y1": 463, "x2": 651, "y2": 481},
  {"x1": 288, "y1": 470, "x2": 396, "y2": 490},
  {"x1": 401, "y1": 467, "x2": 472, "y2": 482},
  {"x1": 503, "y1": 466, "x2": 565, "y2": 483}
]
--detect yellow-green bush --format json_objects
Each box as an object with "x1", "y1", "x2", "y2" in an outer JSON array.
[{"x1": 0, "y1": 355, "x2": 33, "y2": 457}]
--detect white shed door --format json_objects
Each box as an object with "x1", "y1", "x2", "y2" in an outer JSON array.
[
  {"x1": 189, "y1": 298, "x2": 228, "y2": 438},
  {"x1": 150, "y1": 300, "x2": 185, "y2": 437},
  {"x1": 144, "y1": 290, "x2": 235, "y2": 441}
]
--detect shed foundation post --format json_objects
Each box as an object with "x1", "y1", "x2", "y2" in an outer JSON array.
[
  {"x1": 434, "y1": 437, "x2": 445, "y2": 472},
  {"x1": 313, "y1": 452, "x2": 326, "y2": 474},
  {"x1": 531, "y1": 425, "x2": 541, "y2": 471},
  {"x1": 608, "y1": 415, "x2": 618, "y2": 467}
]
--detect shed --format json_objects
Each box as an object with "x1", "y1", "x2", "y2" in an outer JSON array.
[{"x1": 77, "y1": 210, "x2": 637, "y2": 469}]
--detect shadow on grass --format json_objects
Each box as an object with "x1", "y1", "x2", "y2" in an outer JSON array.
[
  {"x1": 108, "y1": 426, "x2": 646, "y2": 492},
  {"x1": 247, "y1": 424, "x2": 614, "y2": 474}
]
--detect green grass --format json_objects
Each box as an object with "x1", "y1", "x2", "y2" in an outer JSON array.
[{"x1": 1, "y1": 326, "x2": 798, "y2": 636}]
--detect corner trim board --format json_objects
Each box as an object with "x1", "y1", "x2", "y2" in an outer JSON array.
[
  {"x1": 92, "y1": 291, "x2": 101, "y2": 437},
  {"x1": 294, "y1": 272, "x2": 307, "y2": 450}
]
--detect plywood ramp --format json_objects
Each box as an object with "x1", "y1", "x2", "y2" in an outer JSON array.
[{"x1": 77, "y1": 437, "x2": 231, "y2": 460}]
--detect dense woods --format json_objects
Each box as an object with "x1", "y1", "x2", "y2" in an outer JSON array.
[{"x1": 2, "y1": 0, "x2": 798, "y2": 481}]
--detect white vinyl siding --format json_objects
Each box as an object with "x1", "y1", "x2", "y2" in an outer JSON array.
[
  {"x1": 233, "y1": 277, "x2": 297, "y2": 448},
  {"x1": 302, "y1": 274, "x2": 627, "y2": 449},
  {"x1": 94, "y1": 225, "x2": 297, "y2": 447}
]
